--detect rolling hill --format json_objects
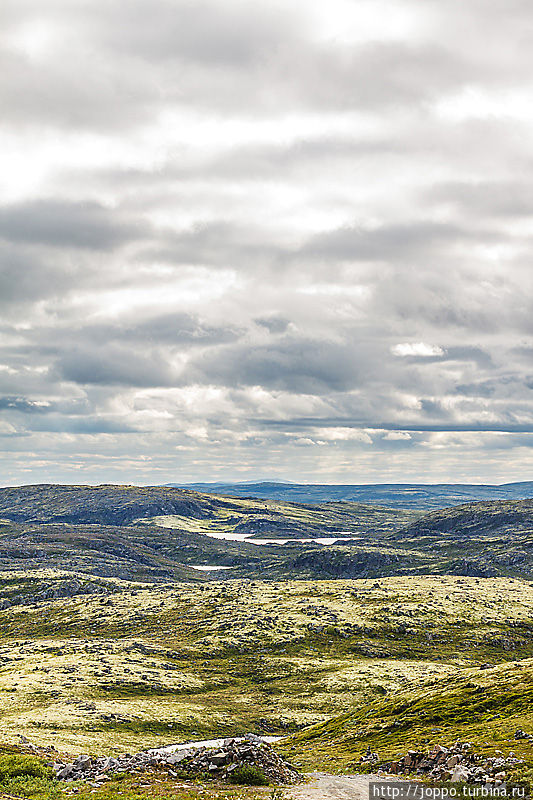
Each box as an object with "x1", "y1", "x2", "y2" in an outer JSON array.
[
  {"x1": 0, "y1": 486, "x2": 532, "y2": 581},
  {"x1": 174, "y1": 480, "x2": 533, "y2": 509}
]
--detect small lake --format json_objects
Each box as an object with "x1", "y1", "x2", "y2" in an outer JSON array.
[
  {"x1": 189, "y1": 565, "x2": 235, "y2": 571},
  {"x1": 250, "y1": 537, "x2": 358, "y2": 545},
  {"x1": 151, "y1": 517, "x2": 359, "y2": 546}
]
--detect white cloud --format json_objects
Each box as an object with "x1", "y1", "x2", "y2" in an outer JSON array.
[{"x1": 391, "y1": 342, "x2": 445, "y2": 358}]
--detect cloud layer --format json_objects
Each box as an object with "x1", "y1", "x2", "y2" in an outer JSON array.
[{"x1": 1, "y1": 0, "x2": 532, "y2": 485}]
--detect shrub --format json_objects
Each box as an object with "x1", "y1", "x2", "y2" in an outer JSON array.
[
  {"x1": 228, "y1": 764, "x2": 269, "y2": 786},
  {"x1": 0, "y1": 754, "x2": 52, "y2": 780},
  {"x1": 1, "y1": 774, "x2": 61, "y2": 799}
]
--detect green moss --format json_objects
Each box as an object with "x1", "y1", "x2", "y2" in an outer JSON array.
[
  {"x1": 0, "y1": 774, "x2": 62, "y2": 799},
  {"x1": 0, "y1": 753, "x2": 52, "y2": 779}
]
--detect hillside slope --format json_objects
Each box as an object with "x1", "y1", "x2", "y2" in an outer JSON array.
[
  {"x1": 391, "y1": 499, "x2": 533, "y2": 578},
  {"x1": 282, "y1": 658, "x2": 533, "y2": 772},
  {"x1": 0, "y1": 484, "x2": 417, "y2": 535}
]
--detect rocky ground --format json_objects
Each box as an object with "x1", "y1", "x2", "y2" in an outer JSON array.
[
  {"x1": 360, "y1": 739, "x2": 527, "y2": 784},
  {"x1": 53, "y1": 736, "x2": 301, "y2": 786}
]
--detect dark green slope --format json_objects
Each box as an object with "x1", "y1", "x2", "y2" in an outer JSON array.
[
  {"x1": 0, "y1": 483, "x2": 230, "y2": 524},
  {"x1": 0, "y1": 483, "x2": 417, "y2": 533},
  {"x1": 398, "y1": 498, "x2": 533, "y2": 536}
]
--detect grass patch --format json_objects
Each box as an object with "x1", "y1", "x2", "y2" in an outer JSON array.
[{"x1": 228, "y1": 765, "x2": 270, "y2": 786}]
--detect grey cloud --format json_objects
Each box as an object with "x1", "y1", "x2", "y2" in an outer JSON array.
[
  {"x1": 257, "y1": 417, "x2": 533, "y2": 434},
  {"x1": 0, "y1": 2, "x2": 508, "y2": 135},
  {"x1": 0, "y1": 34, "x2": 161, "y2": 131},
  {"x1": 0, "y1": 199, "x2": 148, "y2": 250},
  {"x1": 255, "y1": 316, "x2": 291, "y2": 334},
  {"x1": 94, "y1": 0, "x2": 302, "y2": 66},
  {"x1": 427, "y1": 181, "x2": 533, "y2": 218},
  {"x1": 55, "y1": 346, "x2": 176, "y2": 387},
  {"x1": 0, "y1": 243, "x2": 63, "y2": 306},
  {"x1": 397, "y1": 346, "x2": 493, "y2": 367},
  {"x1": 0, "y1": 396, "x2": 51, "y2": 413},
  {"x1": 140, "y1": 222, "x2": 285, "y2": 269},
  {"x1": 183, "y1": 336, "x2": 380, "y2": 394},
  {"x1": 0, "y1": 395, "x2": 92, "y2": 416},
  {"x1": 455, "y1": 381, "x2": 497, "y2": 398},
  {"x1": 131, "y1": 313, "x2": 242, "y2": 345},
  {"x1": 445, "y1": 347, "x2": 493, "y2": 367},
  {"x1": 156, "y1": 40, "x2": 483, "y2": 116},
  {"x1": 66, "y1": 313, "x2": 243, "y2": 348},
  {"x1": 95, "y1": 136, "x2": 407, "y2": 191},
  {"x1": 1, "y1": 0, "x2": 532, "y2": 483},
  {"x1": 299, "y1": 221, "x2": 484, "y2": 263},
  {"x1": 26, "y1": 416, "x2": 138, "y2": 435},
  {"x1": 419, "y1": 398, "x2": 447, "y2": 418}
]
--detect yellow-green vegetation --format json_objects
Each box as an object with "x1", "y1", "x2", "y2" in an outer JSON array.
[
  {"x1": 0, "y1": 575, "x2": 531, "y2": 760},
  {"x1": 282, "y1": 658, "x2": 533, "y2": 774},
  {"x1": 0, "y1": 776, "x2": 274, "y2": 800},
  {"x1": 147, "y1": 494, "x2": 417, "y2": 540}
]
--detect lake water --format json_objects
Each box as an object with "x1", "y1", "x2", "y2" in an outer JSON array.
[
  {"x1": 189, "y1": 565, "x2": 235, "y2": 571},
  {"x1": 151, "y1": 516, "x2": 358, "y2": 546},
  {"x1": 250, "y1": 537, "x2": 357, "y2": 545}
]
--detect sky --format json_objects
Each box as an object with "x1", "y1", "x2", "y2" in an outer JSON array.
[{"x1": 1, "y1": 0, "x2": 533, "y2": 486}]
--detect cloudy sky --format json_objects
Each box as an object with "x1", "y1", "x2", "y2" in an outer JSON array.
[{"x1": 1, "y1": 0, "x2": 533, "y2": 486}]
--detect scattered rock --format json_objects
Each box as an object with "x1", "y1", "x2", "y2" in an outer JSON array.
[
  {"x1": 515, "y1": 729, "x2": 533, "y2": 741},
  {"x1": 367, "y1": 741, "x2": 525, "y2": 785},
  {"x1": 54, "y1": 736, "x2": 301, "y2": 785}
]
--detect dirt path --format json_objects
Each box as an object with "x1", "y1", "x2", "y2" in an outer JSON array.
[{"x1": 288, "y1": 772, "x2": 382, "y2": 800}]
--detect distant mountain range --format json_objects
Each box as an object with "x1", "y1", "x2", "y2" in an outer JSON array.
[
  {"x1": 0, "y1": 483, "x2": 531, "y2": 582},
  {"x1": 170, "y1": 480, "x2": 533, "y2": 509}
]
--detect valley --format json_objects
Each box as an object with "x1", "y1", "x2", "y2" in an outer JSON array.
[{"x1": 0, "y1": 484, "x2": 530, "y2": 799}]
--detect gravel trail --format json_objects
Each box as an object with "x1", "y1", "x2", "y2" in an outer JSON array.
[{"x1": 288, "y1": 772, "x2": 383, "y2": 800}]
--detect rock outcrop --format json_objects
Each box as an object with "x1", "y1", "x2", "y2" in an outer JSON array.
[
  {"x1": 54, "y1": 736, "x2": 301, "y2": 786},
  {"x1": 361, "y1": 740, "x2": 526, "y2": 784}
]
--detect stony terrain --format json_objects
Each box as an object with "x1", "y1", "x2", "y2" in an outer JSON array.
[
  {"x1": 360, "y1": 739, "x2": 526, "y2": 784},
  {"x1": 0, "y1": 484, "x2": 531, "y2": 800},
  {"x1": 0, "y1": 574, "x2": 531, "y2": 758},
  {"x1": 53, "y1": 736, "x2": 301, "y2": 786}
]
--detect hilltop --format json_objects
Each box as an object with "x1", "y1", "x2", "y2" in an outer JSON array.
[{"x1": 0, "y1": 483, "x2": 416, "y2": 534}]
